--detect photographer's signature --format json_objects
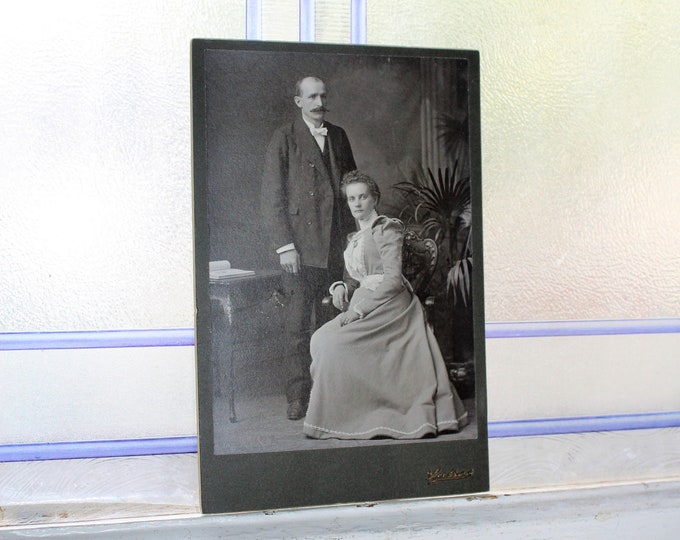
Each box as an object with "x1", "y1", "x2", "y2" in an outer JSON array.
[{"x1": 426, "y1": 467, "x2": 474, "y2": 485}]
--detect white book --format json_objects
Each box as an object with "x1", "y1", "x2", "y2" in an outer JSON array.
[{"x1": 209, "y1": 260, "x2": 255, "y2": 280}]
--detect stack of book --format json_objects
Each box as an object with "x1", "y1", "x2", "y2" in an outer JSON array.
[{"x1": 209, "y1": 260, "x2": 255, "y2": 281}]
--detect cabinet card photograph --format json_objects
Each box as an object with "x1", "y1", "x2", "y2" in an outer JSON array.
[{"x1": 192, "y1": 39, "x2": 488, "y2": 513}]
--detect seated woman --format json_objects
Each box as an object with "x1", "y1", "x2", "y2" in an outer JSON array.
[{"x1": 303, "y1": 170, "x2": 468, "y2": 440}]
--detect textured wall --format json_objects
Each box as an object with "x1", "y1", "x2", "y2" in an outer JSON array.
[
  {"x1": 369, "y1": 0, "x2": 680, "y2": 322},
  {"x1": 1, "y1": 1, "x2": 678, "y2": 332},
  {"x1": 0, "y1": 1, "x2": 246, "y2": 333},
  {"x1": 1, "y1": 1, "x2": 679, "y2": 525}
]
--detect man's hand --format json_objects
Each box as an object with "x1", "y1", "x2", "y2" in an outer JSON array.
[
  {"x1": 279, "y1": 249, "x2": 300, "y2": 273},
  {"x1": 340, "y1": 310, "x2": 360, "y2": 327},
  {"x1": 331, "y1": 285, "x2": 349, "y2": 311}
]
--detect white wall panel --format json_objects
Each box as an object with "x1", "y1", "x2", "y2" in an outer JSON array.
[
  {"x1": 316, "y1": 0, "x2": 351, "y2": 43},
  {"x1": 486, "y1": 333, "x2": 680, "y2": 422},
  {"x1": 0, "y1": 1, "x2": 245, "y2": 333},
  {"x1": 2, "y1": 1, "x2": 678, "y2": 328},
  {"x1": 1, "y1": 1, "x2": 679, "y2": 532},
  {"x1": 0, "y1": 455, "x2": 199, "y2": 525},
  {"x1": 2, "y1": 332, "x2": 678, "y2": 445},
  {"x1": 369, "y1": 0, "x2": 680, "y2": 323},
  {"x1": 0, "y1": 347, "x2": 196, "y2": 444},
  {"x1": 261, "y1": 0, "x2": 299, "y2": 41},
  {"x1": 490, "y1": 428, "x2": 680, "y2": 491},
  {"x1": 2, "y1": 444, "x2": 679, "y2": 527}
]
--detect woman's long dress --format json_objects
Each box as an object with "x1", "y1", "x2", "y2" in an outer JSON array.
[{"x1": 303, "y1": 216, "x2": 468, "y2": 440}]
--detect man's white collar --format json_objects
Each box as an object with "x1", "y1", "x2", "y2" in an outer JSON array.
[{"x1": 302, "y1": 115, "x2": 324, "y2": 132}]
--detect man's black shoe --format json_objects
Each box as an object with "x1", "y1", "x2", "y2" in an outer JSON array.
[{"x1": 287, "y1": 399, "x2": 307, "y2": 420}]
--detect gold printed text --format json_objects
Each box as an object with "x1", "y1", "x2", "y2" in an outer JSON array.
[{"x1": 426, "y1": 467, "x2": 474, "y2": 485}]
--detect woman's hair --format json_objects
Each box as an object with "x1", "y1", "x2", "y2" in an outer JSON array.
[{"x1": 341, "y1": 170, "x2": 381, "y2": 205}]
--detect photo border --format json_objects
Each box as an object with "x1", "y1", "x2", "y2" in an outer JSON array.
[{"x1": 192, "y1": 39, "x2": 488, "y2": 514}]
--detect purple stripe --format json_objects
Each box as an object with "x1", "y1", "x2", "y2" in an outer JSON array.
[
  {"x1": 0, "y1": 437, "x2": 197, "y2": 463},
  {"x1": 0, "y1": 329, "x2": 195, "y2": 350},
  {"x1": 350, "y1": 0, "x2": 366, "y2": 44},
  {"x1": 2, "y1": 319, "x2": 678, "y2": 351},
  {"x1": 485, "y1": 318, "x2": 680, "y2": 338},
  {"x1": 299, "y1": 0, "x2": 315, "y2": 42},
  {"x1": 489, "y1": 411, "x2": 680, "y2": 438},
  {"x1": 2, "y1": 412, "x2": 679, "y2": 462},
  {"x1": 246, "y1": 0, "x2": 262, "y2": 40}
]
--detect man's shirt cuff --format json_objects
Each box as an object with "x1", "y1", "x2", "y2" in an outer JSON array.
[{"x1": 328, "y1": 281, "x2": 347, "y2": 295}]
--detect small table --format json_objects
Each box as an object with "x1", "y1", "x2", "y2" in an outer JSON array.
[{"x1": 209, "y1": 269, "x2": 282, "y2": 423}]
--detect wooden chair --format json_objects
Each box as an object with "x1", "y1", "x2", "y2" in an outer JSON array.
[{"x1": 401, "y1": 226, "x2": 438, "y2": 305}]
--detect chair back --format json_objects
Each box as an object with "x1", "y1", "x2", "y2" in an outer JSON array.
[{"x1": 402, "y1": 227, "x2": 438, "y2": 296}]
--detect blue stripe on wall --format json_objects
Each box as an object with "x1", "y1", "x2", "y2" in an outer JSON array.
[
  {"x1": 299, "y1": 0, "x2": 315, "y2": 42},
  {"x1": 485, "y1": 318, "x2": 680, "y2": 339},
  {"x1": 2, "y1": 319, "x2": 678, "y2": 351},
  {"x1": 246, "y1": 0, "x2": 262, "y2": 40},
  {"x1": 2, "y1": 411, "x2": 679, "y2": 462},
  {"x1": 350, "y1": 0, "x2": 367, "y2": 44},
  {"x1": 0, "y1": 329, "x2": 195, "y2": 351},
  {"x1": 246, "y1": 0, "x2": 365, "y2": 44},
  {"x1": 488, "y1": 410, "x2": 680, "y2": 438},
  {"x1": 0, "y1": 437, "x2": 198, "y2": 463}
]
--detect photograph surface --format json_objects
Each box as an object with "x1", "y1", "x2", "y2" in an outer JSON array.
[{"x1": 192, "y1": 39, "x2": 488, "y2": 513}]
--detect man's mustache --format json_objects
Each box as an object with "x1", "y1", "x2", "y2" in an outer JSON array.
[{"x1": 311, "y1": 106, "x2": 328, "y2": 112}]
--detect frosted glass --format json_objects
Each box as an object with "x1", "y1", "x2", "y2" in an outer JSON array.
[
  {"x1": 0, "y1": 1, "x2": 245, "y2": 332},
  {"x1": 0, "y1": 1, "x2": 678, "y2": 521},
  {"x1": 1, "y1": 1, "x2": 678, "y2": 332},
  {"x1": 261, "y1": 0, "x2": 299, "y2": 41},
  {"x1": 486, "y1": 333, "x2": 680, "y2": 422},
  {"x1": 316, "y1": 0, "x2": 351, "y2": 43},
  {"x1": 0, "y1": 347, "x2": 197, "y2": 444},
  {"x1": 368, "y1": 0, "x2": 680, "y2": 322}
]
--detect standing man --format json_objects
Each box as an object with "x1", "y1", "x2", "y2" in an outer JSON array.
[{"x1": 261, "y1": 76, "x2": 356, "y2": 420}]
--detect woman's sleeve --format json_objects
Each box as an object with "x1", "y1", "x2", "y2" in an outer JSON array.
[{"x1": 352, "y1": 217, "x2": 405, "y2": 318}]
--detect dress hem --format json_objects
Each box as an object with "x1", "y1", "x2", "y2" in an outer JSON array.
[{"x1": 302, "y1": 412, "x2": 469, "y2": 440}]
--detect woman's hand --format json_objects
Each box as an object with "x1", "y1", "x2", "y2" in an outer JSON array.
[
  {"x1": 340, "y1": 310, "x2": 360, "y2": 326},
  {"x1": 331, "y1": 285, "x2": 349, "y2": 311}
]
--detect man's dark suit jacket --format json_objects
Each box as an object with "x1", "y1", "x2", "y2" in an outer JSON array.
[{"x1": 261, "y1": 116, "x2": 356, "y2": 269}]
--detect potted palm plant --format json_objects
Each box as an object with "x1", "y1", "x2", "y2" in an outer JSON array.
[{"x1": 393, "y1": 161, "x2": 474, "y2": 396}]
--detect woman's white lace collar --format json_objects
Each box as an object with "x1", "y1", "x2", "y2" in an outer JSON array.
[{"x1": 358, "y1": 210, "x2": 379, "y2": 231}]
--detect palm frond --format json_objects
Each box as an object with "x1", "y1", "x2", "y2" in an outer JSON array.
[
  {"x1": 429, "y1": 168, "x2": 445, "y2": 202},
  {"x1": 436, "y1": 111, "x2": 468, "y2": 160},
  {"x1": 392, "y1": 160, "x2": 473, "y2": 307},
  {"x1": 447, "y1": 256, "x2": 472, "y2": 306}
]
